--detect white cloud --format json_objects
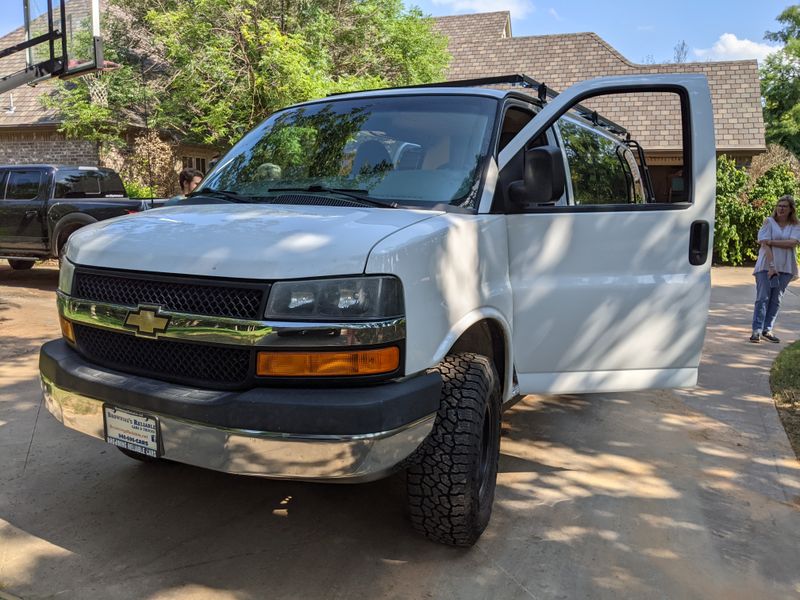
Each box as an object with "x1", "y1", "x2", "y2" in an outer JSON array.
[
  {"x1": 431, "y1": 0, "x2": 536, "y2": 19},
  {"x1": 548, "y1": 7, "x2": 562, "y2": 21},
  {"x1": 694, "y1": 33, "x2": 780, "y2": 62},
  {"x1": 636, "y1": 25, "x2": 654, "y2": 32}
]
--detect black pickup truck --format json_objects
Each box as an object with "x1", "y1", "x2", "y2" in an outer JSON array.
[{"x1": 0, "y1": 164, "x2": 146, "y2": 269}]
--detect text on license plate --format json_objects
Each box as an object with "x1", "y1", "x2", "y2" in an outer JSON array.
[{"x1": 104, "y1": 406, "x2": 159, "y2": 457}]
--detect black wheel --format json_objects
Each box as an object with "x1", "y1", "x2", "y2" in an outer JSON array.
[
  {"x1": 8, "y1": 259, "x2": 35, "y2": 270},
  {"x1": 117, "y1": 447, "x2": 162, "y2": 463},
  {"x1": 406, "y1": 352, "x2": 501, "y2": 547}
]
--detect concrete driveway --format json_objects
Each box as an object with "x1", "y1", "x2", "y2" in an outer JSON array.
[{"x1": 1, "y1": 265, "x2": 798, "y2": 600}]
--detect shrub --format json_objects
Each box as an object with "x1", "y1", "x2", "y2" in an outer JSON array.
[
  {"x1": 124, "y1": 180, "x2": 157, "y2": 199},
  {"x1": 714, "y1": 156, "x2": 750, "y2": 264},
  {"x1": 749, "y1": 163, "x2": 798, "y2": 204},
  {"x1": 713, "y1": 154, "x2": 799, "y2": 265}
]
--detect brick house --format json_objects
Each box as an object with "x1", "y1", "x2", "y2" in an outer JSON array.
[
  {"x1": 433, "y1": 11, "x2": 766, "y2": 197},
  {"x1": 1, "y1": 7, "x2": 765, "y2": 194}
]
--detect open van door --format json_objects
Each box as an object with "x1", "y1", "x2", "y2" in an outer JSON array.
[{"x1": 499, "y1": 75, "x2": 715, "y2": 394}]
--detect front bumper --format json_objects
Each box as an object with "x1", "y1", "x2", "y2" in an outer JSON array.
[{"x1": 40, "y1": 340, "x2": 440, "y2": 482}]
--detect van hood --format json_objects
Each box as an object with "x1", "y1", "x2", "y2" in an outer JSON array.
[{"x1": 66, "y1": 204, "x2": 442, "y2": 279}]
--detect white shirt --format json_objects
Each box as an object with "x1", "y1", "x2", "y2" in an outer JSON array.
[{"x1": 754, "y1": 217, "x2": 800, "y2": 278}]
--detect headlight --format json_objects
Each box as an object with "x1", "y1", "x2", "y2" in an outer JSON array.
[
  {"x1": 58, "y1": 257, "x2": 75, "y2": 295},
  {"x1": 265, "y1": 276, "x2": 403, "y2": 321}
]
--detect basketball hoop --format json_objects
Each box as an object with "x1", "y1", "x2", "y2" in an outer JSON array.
[
  {"x1": 83, "y1": 60, "x2": 120, "y2": 107},
  {"x1": 86, "y1": 71, "x2": 107, "y2": 106}
]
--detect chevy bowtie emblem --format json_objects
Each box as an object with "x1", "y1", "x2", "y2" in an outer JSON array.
[{"x1": 124, "y1": 306, "x2": 170, "y2": 337}]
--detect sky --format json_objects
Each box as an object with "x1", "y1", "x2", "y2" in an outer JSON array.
[
  {"x1": 0, "y1": 1, "x2": 790, "y2": 64},
  {"x1": 413, "y1": 0, "x2": 789, "y2": 63}
]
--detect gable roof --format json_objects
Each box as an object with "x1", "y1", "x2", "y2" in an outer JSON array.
[
  {"x1": 433, "y1": 11, "x2": 511, "y2": 40},
  {"x1": 433, "y1": 13, "x2": 765, "y2": 153}
]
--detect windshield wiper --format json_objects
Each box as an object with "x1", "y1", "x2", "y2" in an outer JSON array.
[
  {"x1": 188, "y1": 188, "x2": 253, "y2": 203},
  {"x1": 267, "y1": 185, "x2": 398, "y2": 208}
]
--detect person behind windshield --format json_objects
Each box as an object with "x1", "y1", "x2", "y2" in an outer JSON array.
[
  {"x1": 255, "y1": 163, "x2": 282, "y2": 181},
  {"x1": 164, "y1": 168, "x2": 204, "y2": 206},
  {"x1": 749, "y1": 195, "x2": 800, "y2": 343}
]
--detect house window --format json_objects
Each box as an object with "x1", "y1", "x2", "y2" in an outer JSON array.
[{"x1": 181, "y1": 156, "x2": 207, "y2": 173}]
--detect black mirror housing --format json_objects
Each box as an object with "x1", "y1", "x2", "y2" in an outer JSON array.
[{"x1": 508, "y1": 145, "x2": 566, "y2": 207}]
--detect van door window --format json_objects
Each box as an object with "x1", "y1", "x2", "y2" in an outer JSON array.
[
  {"x1": 558, "y1": 119, "x2": 630, "y2": 205},
  {"x1": 6, "y1": 171, "x2": 43, "y2": 200}
]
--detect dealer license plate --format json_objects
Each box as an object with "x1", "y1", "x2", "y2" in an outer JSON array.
[{"x1": 103, "y1": 406, "x2": 160, "y2": 457}]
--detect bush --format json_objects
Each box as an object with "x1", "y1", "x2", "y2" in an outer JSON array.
[
  {"x1": 124, "y1": 180, "x2": 157, "y2": 199},
  {"x1": 713, "y1": 154, "x2": 799, "y2": 265},
  {"x1": 714, "y1": 156, "x2": 751, "y2": 265},
  {"x1": 749, "y1": 163, "x2": 798, "y2": 203}
]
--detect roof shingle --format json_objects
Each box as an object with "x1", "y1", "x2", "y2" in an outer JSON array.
[{"x1": 434, "y1": 13, "x2": 765, "y2": 152}]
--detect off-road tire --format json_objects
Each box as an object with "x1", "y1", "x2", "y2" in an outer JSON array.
[
  {"x1": 406, "y1": 352, "x2": 501, "y2": 547},
  {"x1": 8, "y1": 259, "x2": 35, "y2": 270}
]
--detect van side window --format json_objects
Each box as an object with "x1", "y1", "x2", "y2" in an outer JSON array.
[
  {"x1": 498, "y1": 106, "x2": 535, "y2": 152},
  {"x1": 558, "y1": 119, "x2": 630, "y2": 205},
  {"x1": 6, "y1": 170, "x2": 43, "y2": 200}
]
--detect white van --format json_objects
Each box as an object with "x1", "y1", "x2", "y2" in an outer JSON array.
[{"x1": 40, "y1": 74, "x2": 715, "y2": 546}]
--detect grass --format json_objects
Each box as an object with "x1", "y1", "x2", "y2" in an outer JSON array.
[{"x1": 770, "y1": 340, "x2": 800, "y2": 459}]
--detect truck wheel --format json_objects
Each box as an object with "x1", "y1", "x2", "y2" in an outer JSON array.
[
  {"x1": 406, "y1": 352, "x2": 501, "y2": 547},
  {"x1": 8, "y1": 259, "x2": 35, "y2": 270}
]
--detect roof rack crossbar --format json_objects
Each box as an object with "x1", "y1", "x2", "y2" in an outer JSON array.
[{"x1": 327, "y1": 73, "x2": 629, "y2": 137}]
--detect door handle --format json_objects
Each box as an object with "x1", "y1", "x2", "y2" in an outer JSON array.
[
  {"x1": 24, "y1": 210, "x2": 39, "y2": 218},
  {"x1": 689, "y1": 220, "x2": 709, "y2": 265}
]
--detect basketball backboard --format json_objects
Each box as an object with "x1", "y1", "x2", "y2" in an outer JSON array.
[{"x1": 0, "y1": 0, "x2": 102, "y2": 94}]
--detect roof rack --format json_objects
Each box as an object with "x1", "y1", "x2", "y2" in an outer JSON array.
[
  {"x1": 413, "y1": 74, "x2": 628, "y2": 136},
  {"x1": 339, "y1": 74, "x2": 628, "y2": 137}
]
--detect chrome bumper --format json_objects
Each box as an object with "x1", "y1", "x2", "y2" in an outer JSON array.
[{"x1": 41, "y1": 374, "x2": 435, "y2": 482}]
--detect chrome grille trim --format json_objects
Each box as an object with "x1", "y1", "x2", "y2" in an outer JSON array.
[{"x1": 57, "y1": 292, "x2": 406, "y2": 348}]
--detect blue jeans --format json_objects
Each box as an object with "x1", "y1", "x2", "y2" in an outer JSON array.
[{"x1": 752, "y1": 270, "x2": 793, "y2": 333}]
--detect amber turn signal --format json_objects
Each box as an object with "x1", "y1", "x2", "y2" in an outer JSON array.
[
  {"x1": 59, "y1": 315, "x2": 75, "y2": 343},
  {"x1": 257, "y1": 347, "x2": 400, "y2": 377}
]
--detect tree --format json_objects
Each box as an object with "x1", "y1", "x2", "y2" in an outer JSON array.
[
  {"x1": 673, "y1": 40, "x2": 688, "y2": 63},
  {"x1": 761, "y1": 7, "x2": 800, "y2": 156},
  {"x1": 47, "y1": 0, "x2": 450, "y2": 152}
]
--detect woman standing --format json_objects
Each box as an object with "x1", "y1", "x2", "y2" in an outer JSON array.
[{"x1": 750, "y1": 195, "x2": 800, "y2": 343}]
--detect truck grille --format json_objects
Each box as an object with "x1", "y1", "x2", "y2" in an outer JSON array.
[
  {"x1": 73, "y1": 324, "x2": 251, "y2": 388},
  {"x1": 73, "y1": 271, "x2": 267, "y2": 320}
]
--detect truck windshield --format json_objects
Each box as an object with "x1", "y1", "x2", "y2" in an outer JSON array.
[{"x1": 200, "y1": 95, "x2": 498, "y2": 208}]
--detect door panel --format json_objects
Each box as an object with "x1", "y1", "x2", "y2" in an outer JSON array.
[
  {"x1": 0, "y1": 169, "x2": 48, "y2": 250},
  {"x1": 502, "y1": 75, "x2": 716, "y2": 394}
]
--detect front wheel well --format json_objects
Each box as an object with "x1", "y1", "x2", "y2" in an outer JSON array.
[{"x1": 448, "y1": 319, "x2": 507, "y2": 398}]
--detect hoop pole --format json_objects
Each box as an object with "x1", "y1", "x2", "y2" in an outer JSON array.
[{"x1": 59, "y1": 0, "x2": 67, "y2": 74}]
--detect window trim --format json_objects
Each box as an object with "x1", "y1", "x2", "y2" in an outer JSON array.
[{"x1": 505, "y1": 85, "x2": 693, "y2": 214}]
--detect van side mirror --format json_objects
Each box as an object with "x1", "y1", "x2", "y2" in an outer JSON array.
[{"x1": 508, "y1": 145, "x2": 566, "y2": 207}]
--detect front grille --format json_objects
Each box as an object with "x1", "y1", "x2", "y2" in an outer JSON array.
[
  {"x1": 74, "y1": 324, "x2": 251, "y2": 387},
  {"x1": 73, "y1": 271, "x2": 266, "y2": 319}
]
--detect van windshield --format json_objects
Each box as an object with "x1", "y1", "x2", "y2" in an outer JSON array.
[{"x1": 200, "y1": 95, "x2": 498, "y2": 208}]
